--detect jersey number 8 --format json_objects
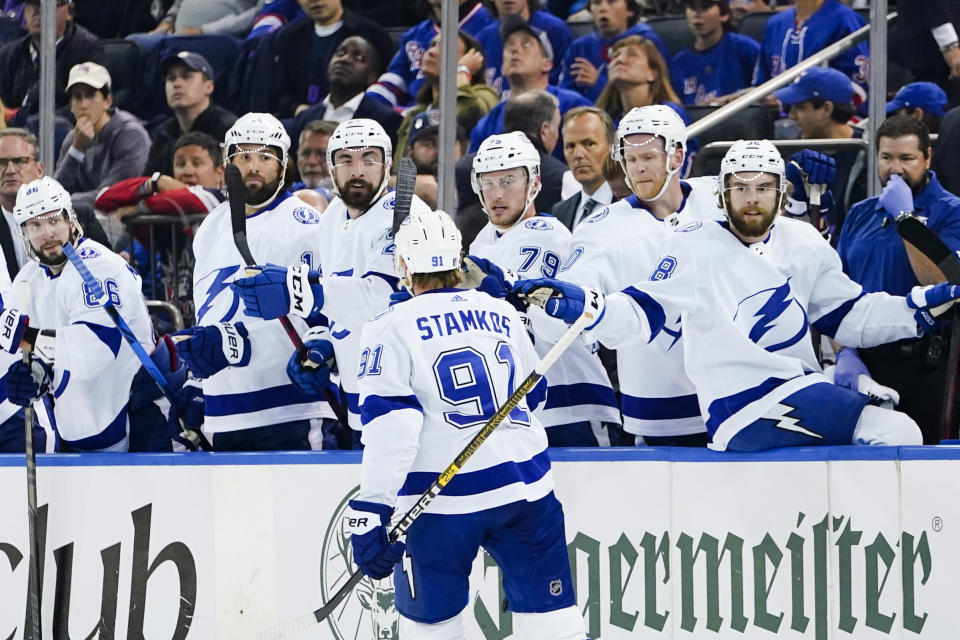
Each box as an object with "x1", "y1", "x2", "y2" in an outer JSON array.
[{"x1": 433, "y1": 342, "x2": 530, "y2": 429}]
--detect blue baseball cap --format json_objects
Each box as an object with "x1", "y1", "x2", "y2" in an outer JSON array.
[
  {"x1": 408, "y1": 110, "x2": 440, "y2": 145},
  {"x1": 160, "y1": 50, "x2": 214, "y2": 80},
  {"x1": 773, "y1": 67, "x2": 855, "y2": 106},
  {"x1": 887, "y1": 82, "x2": 948, "y2": 118},
  {"x1": 500, "y1": 13, "x2": 554, "y2": 61}
]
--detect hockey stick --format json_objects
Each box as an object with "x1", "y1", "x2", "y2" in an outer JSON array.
[
  {"x1": 61, "y1": 243, "x2": 212, "y2": 451},
  {"x1": 896, "y1": 216, "x2": 960, "y2": 440},
  {"x1": 250, "y1": 299, "x2": 602, "y2": 640},
  {"x1": 19, "y1": 283, "x2": 42, "y2": 640},
  {"x1": 392, "y1": 157, "x2": 417, "y2": 236},
  {"x1": 224, "y1": 164, "x2": 352, "y2": 442}
]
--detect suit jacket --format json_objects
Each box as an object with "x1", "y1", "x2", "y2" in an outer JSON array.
[
  {"x1": 550, "y1": 192, "x2": 580, "y2": 232},
  {"x1": 290, "y1": 95, "x2": 402, "y2": 151}
]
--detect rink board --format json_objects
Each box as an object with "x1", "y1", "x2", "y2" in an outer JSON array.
[{"x1": 0, "y1": 446, "x2": 957, "y2": 639}]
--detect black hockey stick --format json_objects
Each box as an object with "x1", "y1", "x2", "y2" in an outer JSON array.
[
  {"x1": 20, "y1": 302, "x2": 42, "y2": 639},
  {"x1": 251, "y1": 297, "x2": 603, "y2": 640},
  {"x1": 224, "y1": 164, "x2": 352, "y2": 441},
  {"x1": 61, "y1": 243, "x2": 212, "y2": 451},
  {"x1": 897, "y1": 215, "x2": 960, "y2": 440},
  {"x1": 392, "y1": 157, "x2": 417, "y2": 236}
]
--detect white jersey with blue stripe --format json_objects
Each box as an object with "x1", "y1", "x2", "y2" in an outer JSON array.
[
  {"x1": 589, "y1": 217, "x2": 920, "y2": 450},
  {"x1": 469, "y1": 215, "x2": 620, "y2": 428},
  {"x1": 317, "y1": 190, "x2": 432, "y2": 426},
  {"x1": 558, "y1": 178, "x2": 722, "y2": 437},
  {"x1": 355, "y1": 288, "x2": 551, "y2": 515},
  {"x1": 191, "y1": 193, "x2": 329, "y2": 433},
  {"x1": 0, "y1": 243, "x2": 20, "y2": 426},
  {"x1": 11, "y1": 238, "x2": 150, "y2": 448}
]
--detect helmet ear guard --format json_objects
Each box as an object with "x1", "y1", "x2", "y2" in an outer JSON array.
[
  {"x1": 470, "y1": 132, "x2": 542, "y2": 229},
  {"x1": 613, "y1": 105, "x2": 688, "y2": 202},
  {"x1": 327, "y1": 118, "x2": 394, "y2": 203},
  {"x1": 718, "y1": 139, "x2": 786, "y2": 215}
]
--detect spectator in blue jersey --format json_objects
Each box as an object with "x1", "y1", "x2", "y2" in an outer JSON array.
[
  {"x1": 835, "y1": 115, "x2": 960, "y2": 444},
  {"x1": 671, "y1": 0, "x2": 759, "y2": 106},
  {"x1": 367, "y1": 0, "x2": 493, "y2": 109},
  {"x1": 773, "y1": 67, "x2": 865, "y2": 222},
  {"x1": 469, "y1": 14, "x2": 591, "y2": 161},
  {"x1": 475, "y1": 0, "x2": 572, "y2": 96},
  {"x1": 272, "y1": 0, "x2": 394, "y2": 118},
  {"x1": 887, "y1": 82, "x2": 949, "y2": 134},
  {"x1": 753, "y1": 0, "x2": 868, "y2": 101},
  {"x1": 559, "y1": 0, "x2": 669, "y2": 103}
]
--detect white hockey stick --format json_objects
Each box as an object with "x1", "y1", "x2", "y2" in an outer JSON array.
[{"x1": 250, "y1": 296, "x2": 602, "y2": 640}]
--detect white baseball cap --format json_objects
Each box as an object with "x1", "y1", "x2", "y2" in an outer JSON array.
[{"x1": 66, "y1": 62, "x2": 111, "y2": 92}]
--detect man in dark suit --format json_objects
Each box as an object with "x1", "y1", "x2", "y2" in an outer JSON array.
[
  {"x1": 551, "y1": 106, "x2": 616, "y2": 231},
  {"x1": 290, "y1": 35, "x2": 402, "y2": 150}
]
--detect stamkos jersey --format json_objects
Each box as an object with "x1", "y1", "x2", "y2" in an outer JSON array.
[
  {"x1": 590, "y1": 217, "x2": 920, "y2": 451},
  {"x1": 11, "y1": 238, "x2": 150, "y2": 449},
  {"x1": 469, "y1": 215, "x2": 620, "y2": 428},
  {"x1": 557, "y1": 177, "x2": 723, "y2": 437},
  {"x1": 753, "y1": 0, "x2": 869, "y2": 95},
  {"x1": 355, "y1": 288, "x2": 551, "y2": 515},
  {"x1": 671, "y1": 32, "x2": 761, "y2": 106},
  {"x1": 317, "y1": 191, "x2": 432, "y2": 426},
  {"x1": 192, "y1": 192, "x2": 329, "y2": 433}
]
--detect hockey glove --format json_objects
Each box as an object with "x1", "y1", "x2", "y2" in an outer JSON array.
[
  {"x1": 513, "y1": 278, "x2": 606, "y2": 328},
  {"x1": 786, "y1": 150, "x2": 836, "y2": 198},
  {"x1": 233, "y1": 264, "x2": 323, "y2": 320},
  {"x1": 346, "y1": 500, "x2": 406, "y2": 580},
  {"x1": 286, "y1": 327, "x2": 335, "y2": 397},
  {"x1": 0, "y1": 308, "x2": 28, "y2": 354},
  {"x1": 834, "y1": 348, "x2": 870, "y2": 390},
  {"x1": 173, "y1": 321, "x2": 251, "y2": 379},
  {"x1": 167, "y1": 379, "x2": 208, "y2": 450},
  {"x1": 390, "y1": 289, "x2": 413, "y2": 305},
  {"x1": 461, "y1": 256, "x2": 526, "y2": 312},
  {"x1": 6, "y1": 357, "x2": 53, "y2": 406},
  {"x1": 878, "y1": 174, "x2": 915, "y2": 220},
  {"x1": 907, "y1": 282, "x2": 960, "y2": 334}
]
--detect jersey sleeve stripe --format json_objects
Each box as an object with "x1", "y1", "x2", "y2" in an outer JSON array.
[
  {"x1": 205, "y1": 383, "x2": 325, "y2": 416},
  {"x1": 360, "y1": 394, "x2": 424, "y2": 423},
  {"x1": 75, "y1": 321, "x2": 122, "y2": 357},
  {"x1": 621, "y1": 286, "x2": 667, "y2": 340},
  {"x1": 811, "y1": 292, "x2": 866, "y2": 338},
  {"x1": 544, "y1": 382, "x2": 617, "y2": 411},
  {"x1": 622, "y1": 392, "x2": 701, "y2": 420},
  {"x1": 360, "y1": 270, "x2": 401, "y2": 291},
  {"x1": 398, "y1": 448, "x2": 551, "y2": 497},
  {"x1": 53, "y1": 369, "x2": 70, "y2": 399}
]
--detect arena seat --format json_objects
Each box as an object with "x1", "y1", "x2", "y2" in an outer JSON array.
[
  {"x1": 737, "y1": 11, "x2": 773, "y2": 44},
  {"x1": 386, "y1": 26, "x2": 407, "y2": 49},
  {"x1": 101, "y1": 39, "x2": 143, "y2": 113},
  {"x1": 645, "y1": 16, "x2": 693, "y2": 57},
  {"x1": 686, "y1": 104, "x2": 774, "y2": 150}
]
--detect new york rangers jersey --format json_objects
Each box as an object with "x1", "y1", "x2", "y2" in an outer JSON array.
[
  {"x1": 469, "y1": 215, "x2": 620, "y2": 429},
  {"x1": 556, "y1": 177, "x2": 723, "y2": 437},
  {"x1": 671, "y1": 32, "x2": 761, "y2": 105},
  {"x1": 355, "y1": 287, "x2": 551, "y2": 515},
  {"x1": 590, "y1": 217, "x2": 920, "y2": 450},
  {"x1": 476, "y1": 10, "x2": 573, "y2": 96},
  {"x1": 317, "y1": 191, "x2": 432, "y2": 426},
  {"x1": 10, "y1": 238, "x2": 150, "y2": 450},
  {"x1": 753, "y1": 0, "x2": 868, "y2": 93},
  {"x1": 191, "y1": 192, "x2": 329, "y2": 433}
]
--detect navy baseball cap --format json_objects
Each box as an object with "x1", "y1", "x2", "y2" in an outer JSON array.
[
  {"x1": 887, "y1": 82, "x2": 948, "y2": 118},
  {"x1": 160, "y1": 50, "x2": 214, "y2": 80},
  {"x1": 500, "y1": 13, "x2": 554, "y2": 60},
  {"x1": 408, "y1": 110, "x2": 440, "y2": 145},
  {"x1": 773, "y1": 67, "x2": 855, "y2": 106}
]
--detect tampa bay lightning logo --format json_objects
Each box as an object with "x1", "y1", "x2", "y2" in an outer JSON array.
[
  {"x1": 584, "y1": 207, "x2": 610, "y2": 223},
  {"x1": 292, "y1": 207, "x2": 320, "y2": 224},
  {"x1": 78, "y1": 245, "x2": 100, "y2": 259},
  {"x1": 524, "y1": 218, "x2": 551, "y2": 230},
  {"x1": 384, "y1": 195, "x2": 396, "y2": 210},
  {"x1": 732, "y1": 279, "x2": 808, "y2": 352}
]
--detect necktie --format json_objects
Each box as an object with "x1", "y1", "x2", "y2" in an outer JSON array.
[{"x1": 578, "y1": 197, "x2": 598, "y2": 225}]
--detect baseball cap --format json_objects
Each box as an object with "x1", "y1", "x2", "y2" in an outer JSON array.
[
  {"x1": 66, "y1": 62, "x2": 111, "y2": 92},
  {"x1": 24, "y1": 0, "x2": 72, "y2": 6},
  {"x1": 773, "y1": 67, "x2": 854, "y2": 106},
  {"x1": 500, "y1": 13, "x2": 554, "y2": 61},
  {"x1": 408, "y1": 110, "x2": 440, "y2": 146},
  {"x1": 160, "y1": 50, "x2": 214, "y2": 80},
  {"x1": 886, "y1": 82, "x2": 948, "y2": 118}
]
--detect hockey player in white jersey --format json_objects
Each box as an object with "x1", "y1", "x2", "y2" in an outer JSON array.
[
  {"x1": 466, "y1": 131, "x2": 622, "y2": 446},
  {"x1": 233, "y1": 118, "x2": 431, "y2": 432},
  {"x1": 347, "y1": 208, "x2": 588, "y2": 640},
  {"x1": 515, "y1": 140, "x2": 953, "y2": 451},
  {"x1": 174, "y1": 113, "x2": 330, "y2": 451},
  {"x1": 2, "y1": 177, "x2": 153, "y2": 452}
]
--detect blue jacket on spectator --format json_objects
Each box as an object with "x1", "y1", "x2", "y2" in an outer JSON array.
[
  {"x1": 476, "y1": 9, "x2": 573, "y2": 96},
  {"x1": 671, "y1": 32, "x2": 760, "y2": 106}
]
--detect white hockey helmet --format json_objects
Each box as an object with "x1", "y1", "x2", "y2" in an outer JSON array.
[
  {"x1": 719, "y1": 139, "x2": 786, "y2": 212},
  {"x1": 614, "y1": 105, "x2": 687, "y2": 201},
  {"x1": 327, "y1": 118, "x2": 393, "y2": 201},
  {"x1": 471, "y1": 131, "x2": 541, "y2": 225},
  {"x1": 13, "y1": 177, "x2": 82, "y2": 261},
  {"x1": 394, "y1": 209, "x2": 462, "y2": 287},
  {"x1": 223, "y1": 112, "x2": 291, "y2": 164}
]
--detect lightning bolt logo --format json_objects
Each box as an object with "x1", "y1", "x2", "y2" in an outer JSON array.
[
  {"x1": 768, "y1": 403, "x2": 822, "y2": 439},
  {"x1": 733, "y1": 278, "x2": 808, "y2": 352},
  {"x1": 197, "y1": 265, "x2": 241, "y2": 323},
  {"x1": 749, "y1": 280, "x2": 794, "y2": 343}
]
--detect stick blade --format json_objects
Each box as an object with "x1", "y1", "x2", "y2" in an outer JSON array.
[
  {"x1": 393, "y1": 157, "x2": 417, "y2": 236},
  {"x1": 225, "y1": 164, "x2": 255, "y2": 265},
  {"x1": 897, "y1": 216, "x2": 960, "y2": 284}
]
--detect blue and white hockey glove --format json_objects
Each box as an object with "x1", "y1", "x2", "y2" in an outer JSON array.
[
  {"x1": 286, "y1": 327, "x2": 335, "y2": 397},
  {"x1": 834, "y1": 348, "x2": 869, "y2": 390},
  {"x1": 461, "y1": 256, "x2": 526, "y2": 312},
  {"x1": 786, "y1": 150, "x2": 836, "y2": 199},
  {"x1": 346, "y1": 500, "x2": 406, "y2": 580},
  {"x1": 233, "y1": 264, "x2": 323, "y2": 320},
  {"x1": 513, "y1": 278, "x2": 605, "y2": 328},
  {"x1": 5, "y1": 357, "x2": 53, "y2": 406},
  {"x1": 173, "y1": 321, "x2": 251, "y2": 379},
  {"x1": 167, "y1": 379, "x2": 207, "y2": 449},
  {"x1": 907, "y1": 283, "x2": 960, "y2": 334},
  {"x1": 0, "y1": 308, "x2": 28, "y2": 354},
  {"x1": 878, "y1": 174, "x2": 915, "y2": 220}
]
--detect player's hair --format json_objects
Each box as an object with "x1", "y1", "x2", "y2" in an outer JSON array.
[
  {"x1": 682, "y1": 0, "x2": 733, "y2": 33},
  {"x1": 877, "y1": 114, "x2": 932, "y2": 159},
  {"x1": 411, "y1": 268, "x2": 463, "y2": 291},
  {"x1": 0, "y1": 128, "x2": 39, "y2": 159},
  {"x1": 504, "y1": 90, "x2": 559, "y2": 154},
  {"x1": 898, "y1": 107, "x2": 942, "y2": 135},
  {"x1": 300, "y1": 119, "x2": 338, "y2": 143},
  {"x1": 173, "y1": 131, "x2": 223, "y2": 167},
  {"x1": 595, "y1": 36, "x2": 681, "y2": 120},
  {"x1": 589, "y1": 0, "x2": 641, "y2": 27},
  {"x1": 484, "y1": 0, "x2": 540, "y2": 17},
  {"x1": 806, "y1": 98, "x2": 856, "y2": 126},
  {"x1": 562, "y1": 106, "x2": 615, "y2": 145}
]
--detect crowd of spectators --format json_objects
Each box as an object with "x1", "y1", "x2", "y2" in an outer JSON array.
[{"x1": 1, "y1": 0, "x2": 960, "y2": 451}]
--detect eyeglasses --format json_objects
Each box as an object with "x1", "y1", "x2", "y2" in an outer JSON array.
[
  {"x1": 724, "y1": 185, "x2": 779, "y2": 196},
  {"x1": 478, "y1": 175, "x2": 527, "y2": 191},
  {"x1": 0, "y1": 156, "x2": 34, "y2": 171}
]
